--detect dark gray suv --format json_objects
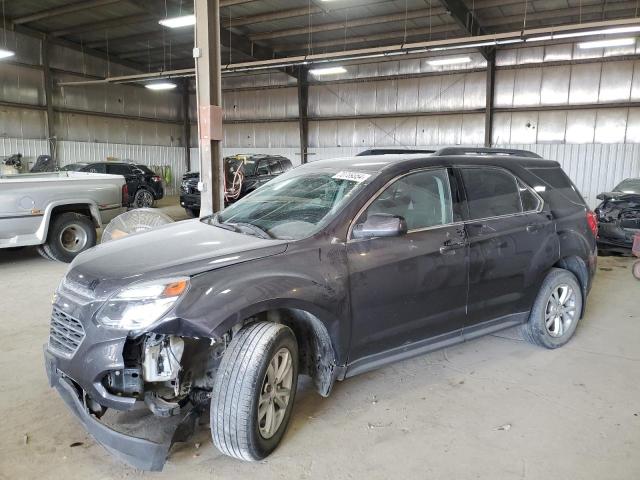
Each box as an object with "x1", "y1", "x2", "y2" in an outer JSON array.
[{"x1": 44, "y1": 148, "x2": 597, "y2": 471}]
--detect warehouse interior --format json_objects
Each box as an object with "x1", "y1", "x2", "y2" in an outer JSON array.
[{"x1": 1, "y1": 1, "x2": 639, "y2": 478}]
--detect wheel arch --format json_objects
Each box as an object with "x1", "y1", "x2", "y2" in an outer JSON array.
[
  {"x1": 220, "y1": 301, "x2": 341, "y2": 397},
  {"x1": 38, "y1": 200, "x2": 101, "y2": 242}
]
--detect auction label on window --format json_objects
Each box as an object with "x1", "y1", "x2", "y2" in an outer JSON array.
[{"x1": 332, "y1": 171, "x2": 371, "y2": 182}]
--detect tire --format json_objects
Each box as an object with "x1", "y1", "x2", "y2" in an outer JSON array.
[
  {"x1": 633, "y1": 260, "x2": 640, "y2": 280},
  {"x1": 36, "y1": 244, "x2": 55, "y2": 261},
  {"x1": 42, "y1": 213, "x2": 97, "y2": 263},
  {"x1": 133, "y1": 189, "x2": 155, "y2": 208},
  {"x1": 185, "y1": 207, "x2": 199, "y2": 218},
  {"x1": 211, "y1": 322, "x2": 298, "y2": 461},
  {"x1": 521, "y1": 268, "x2": 583, "y2": 349}
]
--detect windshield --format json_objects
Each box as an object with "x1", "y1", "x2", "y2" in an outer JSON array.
[
  {"x1": 614, "y1": 178, "x2": 640, "y2": 193},
  {"x1": 214, "y1": 169, "x2": 372, "y2": 240}
]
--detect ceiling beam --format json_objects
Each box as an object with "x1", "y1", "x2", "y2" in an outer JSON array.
[
  {"x1": 118, "y1": 42, "x2": 194, "y2": 59},
  {"x1": 223, "y1": 6, "x2": 323, "y2": 28},
  {"x1": 248, "y1": 7, "x2": 448, "y2": 42},
  {"x1": 439, "y1": 0, "x2": 490, "y2": 58},
  {"x1": 11, "y1": 0, "x2": 123, "y2": 25},
  {"x1": 273, "y1": 24, "x2": 461, "y2": 52},
  {"x1": 219, "y1": 0, "x2": 257, "y2": 6},
  {"x1": 51, "y1": 14, "x2": 156, "y2": 37}
]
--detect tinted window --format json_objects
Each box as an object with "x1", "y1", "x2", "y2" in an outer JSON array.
[
  {"x1": 85, "y1": 163, "x2": 106, "y2": 173},
  {"x1": 59, "y1": 163, "x2": 87, "y2": 171},
  {"x1": 519, "y1": 180, "x2": 541, "y2": 212},
  {"x1": 363, "y1": 169, "x2": 453, "y2": 230},
  {"x1": 461, "y1": 168, "x2": 521, "y2": 219},
  {"x1": 279, "y1": 158, "x2": 293, "y2": 171},
  {"x1": 106, "y1": 164, "x2": 132, "y2": 175},
  {"x1": 268, "y1": 158, "x2": 283, "y2": 175},
  {"x1": 135, "y1": 164, "x2": 156, "y2": 175},
  {"x1": 256, "y1": 160, "x2": 270, "y2": 176}
]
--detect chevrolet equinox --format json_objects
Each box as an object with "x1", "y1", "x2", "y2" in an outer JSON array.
[{"x1": 44, "y1": 148, "x2": 597, "y2": 470}]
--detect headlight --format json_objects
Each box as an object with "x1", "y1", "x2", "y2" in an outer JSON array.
[{"x1": 96, "y1": 277, "x2": 189, "y2": 330}]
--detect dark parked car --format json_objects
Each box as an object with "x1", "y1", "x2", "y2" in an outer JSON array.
[
  {"x1": 60, "y1": 162, "x2": 164, "y2": 208},
  {"x1": 180, "y1": 154, "x2": 293, "y2": 217},
  {"x1": 45, "y1": 148, "x2": 597, "y2": 471},
  {"x1": 595, "y1": 178, "x2": 640, "y2": 253}
]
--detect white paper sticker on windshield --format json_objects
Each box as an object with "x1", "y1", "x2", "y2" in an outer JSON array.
[{"x1": 332, "y1": 171, "x2": 371, "y2": 183}]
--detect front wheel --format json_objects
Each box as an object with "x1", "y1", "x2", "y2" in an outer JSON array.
[
  {"x1": 211, "y1": 322, "x2": 298, "y2": 461},
  {"x1": 185, "y1": 207, "x2": 199, "y2": 218},
  {"x1": 521, "y1": 268, "x2": 583, "y2": 349}
]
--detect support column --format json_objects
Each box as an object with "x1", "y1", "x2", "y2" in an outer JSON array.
[
  {"x1": 42, "y1": 37, "x2": 57, "y2": 166},
  {"x1": 194, "y1": 0, "x2": 224, "y2": 216},
  {"x1": 182, "y1": 79, "x2": 191, "y2": 171},
  {"x1": 484, "y1": 50, "x2": 496, "y2": 147},
  {"x1": 297, "y1": 67, "x2": 309, "y2": 164}
]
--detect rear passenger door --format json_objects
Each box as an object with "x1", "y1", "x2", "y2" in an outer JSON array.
[{"x1": 458, "y1": 167, "x2": 553, "y2": 332}]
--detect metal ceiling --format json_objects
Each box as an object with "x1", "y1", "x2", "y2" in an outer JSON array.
[{"x1": 3, "y1": 0, "x2": 640, "y2": 72}]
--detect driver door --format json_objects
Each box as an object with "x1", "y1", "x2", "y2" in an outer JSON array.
[{"x1": 346, "y1": 168, "x2": 468, "y2": 368}]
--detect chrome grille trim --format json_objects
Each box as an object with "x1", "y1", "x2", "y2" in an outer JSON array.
[{"x1": 48, "y1": 307, "x2": 85, "y2": 358}]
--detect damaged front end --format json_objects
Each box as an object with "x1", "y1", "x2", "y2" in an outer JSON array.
[
  {"x1": 44, "y1": 275, "x2": 224, "y2": 471},
  {"x1": 595, "y1": 192, "x2": 640, "y2": 252}
]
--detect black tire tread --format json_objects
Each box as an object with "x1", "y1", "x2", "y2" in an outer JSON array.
[
  {"x1": 44, "y1": 212, "x2": 96, "y2": 263},
  {"x1": 520, "y1": 268, "x2": 582, "y2": 349},
  {"x1": 211, "y1": 322, "x2": 293, "y2": 461}
]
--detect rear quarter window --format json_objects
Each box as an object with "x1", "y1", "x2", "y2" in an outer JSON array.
[{"x1": 526, "y1": 167, "x2": 586, "y2": 206}]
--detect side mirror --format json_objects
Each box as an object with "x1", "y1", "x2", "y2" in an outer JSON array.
[
  {"x1": 596, "y1": 193, "x2": 605, "y2": 200},
  {"x1": 352, "y1": 214, "x2": 407, "y2": 239}
]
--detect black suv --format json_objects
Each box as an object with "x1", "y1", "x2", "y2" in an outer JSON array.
[
  {"x1": 180, "y1": 154, "x2": 293, "y2": 217},
  {"x1": 61, "y1": 162, "x2": 164, "y2": 208},
  {"x1": 45, "y1": 148, "x2": 597, "y2": 471}
]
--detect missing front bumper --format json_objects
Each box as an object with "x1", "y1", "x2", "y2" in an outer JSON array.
[{"x1": 44, "y1": 347, "x2": 199, "y2": 472}]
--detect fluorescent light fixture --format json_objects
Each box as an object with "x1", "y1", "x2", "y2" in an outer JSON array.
[
  {"x1": 430, "y1": 39, "x2": 524, "y2": 52},
  {"x1": 0, "y1": 48, "x2": 15, "y2": 59},
  {"x1": 145, "y1": 82, "x2": 177, "y2": 90},
  {"x1": 578, "y1": 37, "x2": 636, "y2": 49},
  {"x1": 427, "y1": 56, "x2": 472, "y2": 66},
  {"x1": 309, "y1": 66, "x2": 347, "y2": 76},
  {"x1": 159, "y1": 14, "x2": 195, "y2": 28},
  {"x1": 527, "y1": 25, "x2": 640, "y2": 42}
]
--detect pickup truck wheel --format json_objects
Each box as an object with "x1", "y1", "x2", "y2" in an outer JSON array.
[
  {"x1": 211, "y1": 322, "x2": 298, "y2": 461},
  {"x1": 133, "y1": 189, "x2": 155, "y2": 208},
  {"x1": 43, "y1": 213, "x2": 96, "y2": 263},
  {"x1": 36, "y1": 245, "x2": 55, "y2": 261},
  {"x1": 521, "y1": 268, "x2": 583, "y2": 349},
  {"x1": 185, "y1": 207, "x2": 199, "y2": 218}
]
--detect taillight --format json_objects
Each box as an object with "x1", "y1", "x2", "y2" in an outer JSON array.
[
  {"x1": 121, "y1": 184, "x2": 129, "y2": 206},
  {"x1": 152, "y1": 175, "x2": 162, "y2": 183},
  {"x1": 586, "y1": 210, "x2": 598, "y2": 237}
]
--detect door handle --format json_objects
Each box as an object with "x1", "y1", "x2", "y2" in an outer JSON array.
[
  {"x1": 440, "y1": 242, "x2": 465, "y2": 255},
  {"x1": 526, "y1": 224, "x2": 543, "y2": 233}
]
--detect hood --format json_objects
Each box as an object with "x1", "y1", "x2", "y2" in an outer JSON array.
[{"x1": 66, "y1": 219, "x2": 288, "y2": 297}]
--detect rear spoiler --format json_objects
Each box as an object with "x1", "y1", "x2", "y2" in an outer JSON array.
[{"x1": 434, "y1": 147, "x2": 542, "y2": 159}]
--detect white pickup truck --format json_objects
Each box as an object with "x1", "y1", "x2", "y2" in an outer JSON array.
[{"x1": 0, "y1": 171, "x2": 127, "y2": 262}]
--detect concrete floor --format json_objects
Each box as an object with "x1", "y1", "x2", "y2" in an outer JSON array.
[{"x1": 1, "y1": 205, "x2": 638, "y2": 479}]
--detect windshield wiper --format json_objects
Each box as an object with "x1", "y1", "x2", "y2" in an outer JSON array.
[
  {"x1": 231, "y1": 222, "x2": 272, "y2": 239},
  {"x1": 207, "y1": 215, "x2": 272, "y2": 239}
]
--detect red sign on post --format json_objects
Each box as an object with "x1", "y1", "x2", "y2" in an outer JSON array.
[{"x1": 199, "y1": 105, "x2": 223, "y2": 141}]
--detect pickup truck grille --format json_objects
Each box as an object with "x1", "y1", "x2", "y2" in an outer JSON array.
[{"x1": 48, "y1": 307, "x2": 85, "y2": 357}]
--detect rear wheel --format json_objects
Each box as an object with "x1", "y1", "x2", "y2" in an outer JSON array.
[
  {"x1": 521, "y1": 268, "x2": 583, "y2": 349},
  {"x1": 40, "y1": 213, "x2": 96, "y2": 263},
  {"x1": 211, "y1": 322, "x2": 298, "y2": 461},
  {"x1": 133, "y1": 189, "x2": 155, "y2": 208}
]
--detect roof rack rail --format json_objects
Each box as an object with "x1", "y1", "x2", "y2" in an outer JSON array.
[
  {"x1": 356, "y1": 148, "x2": 436, "y2": 156},
  {"x1": 434, "y1": 147, "x2": 542, "y2": 159}
]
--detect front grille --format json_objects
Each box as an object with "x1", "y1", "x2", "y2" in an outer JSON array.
[{"x1": 48, "y1": 307, "x2": 85, "y2": 357}]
